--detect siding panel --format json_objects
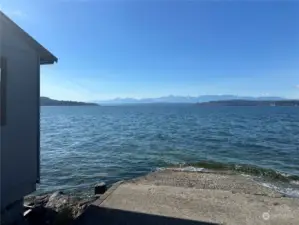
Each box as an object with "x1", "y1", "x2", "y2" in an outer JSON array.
[{"x1": 1, "y1": 25, "x2": 39, "y2": 209}]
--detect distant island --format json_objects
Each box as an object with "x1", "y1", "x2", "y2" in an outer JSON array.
[
  {"x1": 40, "y1": 97, "x2": 98, "y2": 106},
  {"x1": 197, "y1": 100, "x2": 299, "y2": 107},
  {"x1": 96, "y1": 95, "x2": 285, "y2": 105}
]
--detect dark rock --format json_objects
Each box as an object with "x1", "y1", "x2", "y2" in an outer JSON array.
[
  {"x1": 78, "y1": 199, "x2": 91, "y2": 207},
  {"x1": 25, "y1": 191, "x2": 96, "y2": 225},
  {"x1": 94, "y1": 182, "x2": 107, "y2": 195},
  {"x1": 25, "y1": 194, "x2": 50, "y2": 208},
  {"x1": 35, "y1": 195, "x2": 50, "y2": 206},
  {"x1": 53, "y1": 207, "x2": 73, "y2": 225},
  {"x1": 25, "y1": 201, "x2": 35, "y2": 207},
  {"x1": 25, "y1": 206, "x2": 58, "y2": 225},
  {"x1": 24, "y1": 196, "x2": 37, "y2": 207},
  {"x1": 46, "y1": 192, "x2": 72, "y2": 212}
]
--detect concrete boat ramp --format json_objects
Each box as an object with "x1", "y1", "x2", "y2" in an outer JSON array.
[{"x1": 74, "y1": 170, "x2": 299, "y2": 225}]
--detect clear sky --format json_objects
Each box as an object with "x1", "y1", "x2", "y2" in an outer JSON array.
[{"x1": 2, "y1": 0, "x2": 299, "y2": 101}]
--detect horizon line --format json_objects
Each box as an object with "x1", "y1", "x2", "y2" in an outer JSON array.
[{"x1": 39, "y1": 94, "x2": 299, "y2": 103}]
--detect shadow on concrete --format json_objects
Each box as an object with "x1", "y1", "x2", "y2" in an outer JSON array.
[{"x1": 74, "y1": 205, "x2": 219, "y2": 225}]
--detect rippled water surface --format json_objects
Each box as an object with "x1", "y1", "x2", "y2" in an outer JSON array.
[{"x1": 40, "y1": 105, "x2": 299, "y2": 196}]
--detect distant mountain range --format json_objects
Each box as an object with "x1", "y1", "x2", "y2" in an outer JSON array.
[
  {"x1": 40, "y1": 97, "x2": 98, "y2": 106},
  {"x1": 96, "y1": 95, "x2": 286, "y2": 105},
  {"x1": 197, "y1": 99, "x2": 299, "y2": 107}
]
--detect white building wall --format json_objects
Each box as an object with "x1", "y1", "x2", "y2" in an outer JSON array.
[{"x1": 1, "y1": 20, "x2": 40, "y2": 210}]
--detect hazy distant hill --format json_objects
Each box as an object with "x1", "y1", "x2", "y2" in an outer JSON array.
[
  {"x1": 96, "y1": 95, "x2": 285, "y2": 105},
  {"x1": 40, "y1": 97, "x2": 98, "y2": 106},
  {"x1": 197, "y1": 100, "x2": 299, "y2": 107}
]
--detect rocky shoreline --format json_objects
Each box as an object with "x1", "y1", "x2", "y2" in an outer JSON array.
[
  {"x1": 24, "y1": 169, "x2": 299, "y2": 225},
  {"x1": 24, "y1": 191, "x2": 97, "y2": 225}
]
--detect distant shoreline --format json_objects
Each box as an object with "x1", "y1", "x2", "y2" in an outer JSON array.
[
  {"x1": 40, "y1": 97, "x2": 99, "y2": 106},
  {"x1": 197, "y1": 100, "x2": 299, "y2": 107}
]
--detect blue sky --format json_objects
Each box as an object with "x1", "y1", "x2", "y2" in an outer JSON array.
[{"x1": 2, "y1": 0, "x2": 299, "y2": 101}]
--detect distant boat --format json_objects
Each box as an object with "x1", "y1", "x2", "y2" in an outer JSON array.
[{"x1": 270, "y1": 103, "x2": 276, "y2": 107}]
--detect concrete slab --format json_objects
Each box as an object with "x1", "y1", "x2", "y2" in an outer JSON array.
[
  {"x1": 75, "y1": 171, "x2": 299, "y2": 225},
  {"x1": 95, "y1": 183, "x2": 299, "y2": 225},
  {"x1": 129, "y1": 170, "x2": 282, "y2": 197}
]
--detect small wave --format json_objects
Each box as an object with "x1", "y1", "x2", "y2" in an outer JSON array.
[
  {"x1": 156, "y1": 166, "x2": 206, "y2": 172},
  {"x1": 290, "y1": 180, "x2": 299, "y2": 186},
  {"x1": 283, "y1": 188, "x2": 299, "y2": 198},
  {"x1": 260, "y1": 182, "x2": 299, "y2": 198},
  {"x1": 156, "y1": 167, "x2": 166, "y2": 171},
  {"x1": 172, "y1": 166, "x2": 206, "y2": 172},
  {"x1": 167, "y1": 160, "x2": 299, "y2": 183}
]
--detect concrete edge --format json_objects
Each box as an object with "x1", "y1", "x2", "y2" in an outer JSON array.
[{"x1": 92, "y1": 181, "x2": 124, "y2": 206}]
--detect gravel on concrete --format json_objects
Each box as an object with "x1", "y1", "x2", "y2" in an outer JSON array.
[
  {"x1": 129, "y1": 169, "x2": 283, "y2": 197},
  {"x1": 88, "y1": 169, "x2": 299, "y2": 225}
]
